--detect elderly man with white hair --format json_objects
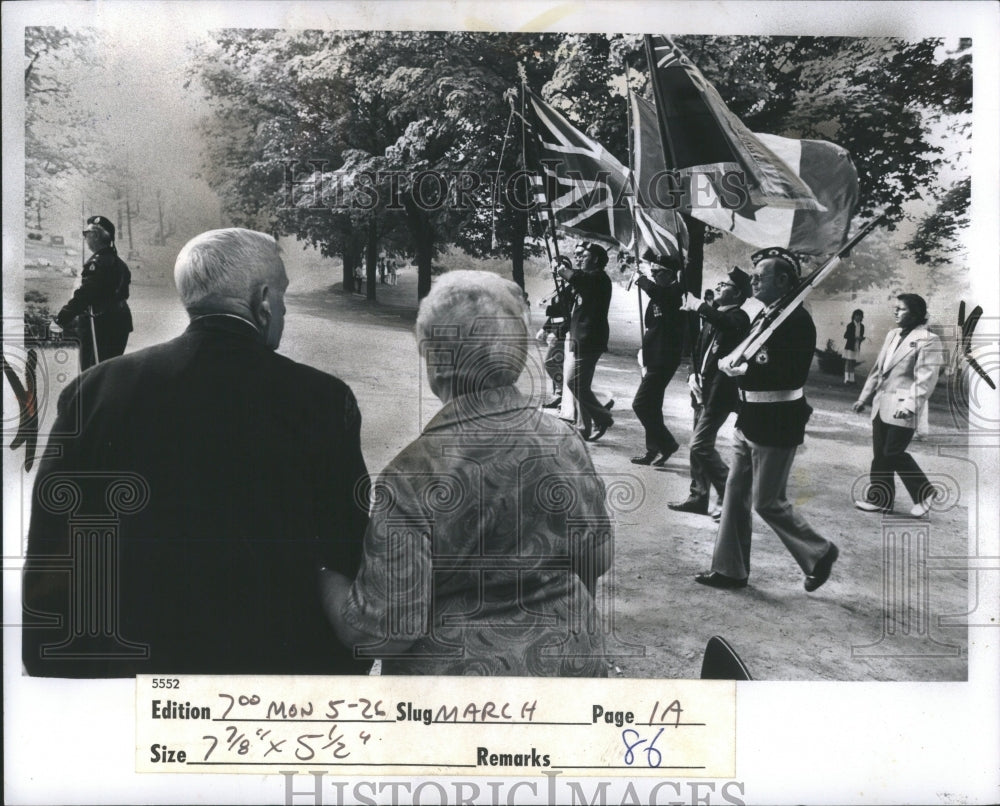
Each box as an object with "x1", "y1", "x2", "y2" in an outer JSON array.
[
  {"x1": 23, "y1": 228, "x2": 371, "y2": 677},
  {"x1": 320, "y1": 270, "x2": 613, "y2": 676}
]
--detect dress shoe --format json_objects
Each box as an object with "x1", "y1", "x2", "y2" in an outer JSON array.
[
  {"x1": 695, "y1": 571, "x2": 748, "y2": 590},
  {"x1": 604, "y1": 399, "x2": 615, "y2": 411},
  {"x1": 630, "y1": 451, "x2": 659, "y2": 465},
  {"x1": 711, "y1": 509, "x2": 722, "y2": 522},
  {"x1": 542, "y1": 398, "x2": 562, "y2": 409},
  {"x1": 909, "y1": 499, "x2": 932, "y2": 518},
  {"x1": 853, "y1": 499, "x2": 893, "y2": 514},
  {"x1": 668, "y1": 497, "x2": 709, "y2": 515},
  {"x1": 576, "y1": 423, "x2": 592, "y2": 440},
  {"x1": 651, "y1": 442, "x2": 679, "y2": 466},
  {"x1": 588, "y1": 418, "x2": 613, "y2": 441},
  {"x1": 804, "y1": 543, "x2": 839, "y2": 592}
]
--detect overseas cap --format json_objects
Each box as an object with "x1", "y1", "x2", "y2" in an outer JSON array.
[{"x1": 728, "y1": 265, "x2": 752, "y2": 298}]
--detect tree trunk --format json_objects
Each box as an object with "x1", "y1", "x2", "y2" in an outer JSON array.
[
  {"x1": 405, "y1": 199, "x2": 434, "y2": 300},
  {"x1": 511, "y1": 209, "x2": 527, "y2": 292},
  {"x1": 341, "y1": 247, "x2": 355, "y2": 292},
  {"x1": 365, "y1": 220, "x2": 378, "y2": 301}
]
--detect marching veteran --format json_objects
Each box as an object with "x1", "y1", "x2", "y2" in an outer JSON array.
[
  {"x1": 320, "y1": 270, "x2": 613, "y2": 676},
  {"x1": 54, "y1": 215, "x2": 133, "y2": 370},
  {"x1": 852, "y1": 293, "x2": 946, "y2": 517},
  {"x1": 695, "y1": 248, "x2": 839, "y2": 593},
  {"x1": 558, "y1": 242, "x2": 615, "y2": 440},
  {"x1": 670, "y1": 266, "x2": 753, "y2": 516},
  {"x1": 630, "y1": 250, "x2": 686, "y2": 466}
]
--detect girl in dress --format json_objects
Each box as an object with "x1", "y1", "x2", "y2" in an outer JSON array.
[{"x1": 843, "y1": 308, "x2": 865, "y2": 384}]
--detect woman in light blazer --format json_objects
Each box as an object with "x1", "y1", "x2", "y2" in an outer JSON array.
[{"x1": 852, "y1": 294, "x2": 945, "y2": 517}]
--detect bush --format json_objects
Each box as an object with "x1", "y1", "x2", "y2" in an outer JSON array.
[
  {"x1": 23, "y1": 290, "x2": 73, "y2": 342},
  {"x1": 814, "y1": 338, "x2": 863, "y2": 375}
]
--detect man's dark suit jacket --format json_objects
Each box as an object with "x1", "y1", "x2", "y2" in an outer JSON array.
[
  {"x1": 22, "y1": 315, "x2": 372, "y2": 677},
  {"x1": 560, "y1": 268, "x2": 612, "y2": 353},
  {"x1": 735, "y1": 305, "x2": 817, "y2": 448},
  {"x1": 635, "y1": 273, "x2": 684, "y2": 368},
  {"x1": 693, "y1": 302, "x2": 751, "y2": 415}
]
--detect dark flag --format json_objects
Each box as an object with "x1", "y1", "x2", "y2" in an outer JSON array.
[
  {"x1": 644, "y1": 35, "x2": 822, "y2": 212},
  {"x1": 642, "y1": 35, "x2": 859, "y2": 256}
]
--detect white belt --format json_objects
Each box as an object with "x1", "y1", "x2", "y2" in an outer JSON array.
[{"x1": 739, "y1": 388, "x2": 803, "y2": 403}]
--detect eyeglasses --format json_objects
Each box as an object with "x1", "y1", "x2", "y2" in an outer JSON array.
[{"x1": 716, "y1": 281, "x2": 734, "y2": 288}]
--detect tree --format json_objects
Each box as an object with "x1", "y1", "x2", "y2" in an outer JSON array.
[
  {"x1": 24, "y1": 27, "x2": 99, "y2": 230},
  {"x1": 190, "y1": 30, "x2": 562, "y2": 299},
  {"x1": 904, "y1": 176, "x2": 970, "y2": 290}
]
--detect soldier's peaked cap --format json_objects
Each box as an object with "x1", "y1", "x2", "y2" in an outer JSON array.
[{"x1": 83, "y1": 215, "x2": 115, "y2": 241}]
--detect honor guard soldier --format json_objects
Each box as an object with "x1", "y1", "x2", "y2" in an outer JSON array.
[{"x1": 54, "y1": 215, "x2": 133, "y2": 370}]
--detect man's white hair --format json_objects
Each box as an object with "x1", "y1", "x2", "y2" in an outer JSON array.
[
  {"x1": 174, "y1": 228, "x2": 283, "y2": 311},
  {"x1": 417, "y1": 270, "x2": 530, "y2": 391}
]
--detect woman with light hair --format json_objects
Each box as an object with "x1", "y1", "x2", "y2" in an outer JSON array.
[{"x1": 321, "y1": 270, "x2": 612, "y2": 676}]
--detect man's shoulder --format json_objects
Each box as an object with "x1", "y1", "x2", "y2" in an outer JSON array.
[
  {"x1": 783, "y1": 304, "x2": 816, "y2": 333},
  {"x1": 269, "y1": 350, "x2": 354, "y2": 397},
  {"x1": 78, "y1": 333, "x2": 352, "y2": 397}
]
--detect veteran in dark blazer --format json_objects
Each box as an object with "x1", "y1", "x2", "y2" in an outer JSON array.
[
  {"x1": 23, "y1": 228, "x2": 372, "y2": 677},
  {"x1": 558, "y1": 242, "x2": 614, "y2": 440},
  {"x1": 669, "y1": 266, "x2": 752, "y2": 515},
  {"x1": 630, "y1": 251, "x2": 686, "y2": 466},
  {"x1": 695, "y1": 248, "x2": 839, "y2": 593}
]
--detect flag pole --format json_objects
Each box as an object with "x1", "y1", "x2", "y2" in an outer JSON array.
[
  {"x1": 625, "y1": 90, "x2": 645, "y2": 354},
  {"x1": 519, "y1": 77, "x2": 577, "y2": 422},
  {"x1": 519, "y1": 78, "x2": 571, "y2": 321},
  {"x1": 723, "y1": 213, "x2": 887, "y2": 368}
]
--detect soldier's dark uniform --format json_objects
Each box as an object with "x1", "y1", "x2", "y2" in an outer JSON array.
[
  {"x1": 56, "y1": 215, "x2": 133, "y2": 370},
  {"x1": 699, "y1": 247, "x2": 838, "y2": 592}
]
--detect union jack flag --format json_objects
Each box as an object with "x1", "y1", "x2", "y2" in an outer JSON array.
[{"x1": 523, "y1": 89, "x2": 685, "y2": 262}]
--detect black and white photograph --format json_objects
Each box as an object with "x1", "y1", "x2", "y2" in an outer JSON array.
[{"x1": 3, "y1": 1, "x2": 998, "y2": 804}]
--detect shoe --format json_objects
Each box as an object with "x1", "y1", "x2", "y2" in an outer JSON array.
[
  {"x1": 854, "y1": 499, "x2": 893, "y2": 514},
  {"x1": 804, "y1": 544, "x2": 839, "y2": 592},
  {"x1": 695, "y1": 571, "x2": 748, "y2": 590},
  {"x1": 651, "y1": 442, "x2": 679, "y2": 467},
  {"x1": 909, "y1": 499, "x2": 932, "y2": 518},
  {"x1": 588, "y1": 418, "x2": 613, "y2": 441},
  {"x1": 630, "y1": 451, "x2": 659, "y2": 465},
  {"x1": 711, "y1": 509, "x2": 722, "y2": 522},
  {"x1": 668, "y1": 497, "x2": 709, "y2": 515},
  {"x1": 542, "y1": 398, "x2": 562, "y2": 409},
  {"x1": 604, "y1": 399, "x2": 615, "y2": 411},
  {"x1": 577, "y1": 424, "x2": 592, "y2": 440}
]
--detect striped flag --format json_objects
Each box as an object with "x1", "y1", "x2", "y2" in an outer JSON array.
[
  {"x1": 643, "y1": 35, "x2": 858, "y2": 256},
  {"x1": 691, "y1": 133, "x2": 859, "y2": 255},
  {"x1": 523, "y1": 89, "x2": 685, "y2": 261}
]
